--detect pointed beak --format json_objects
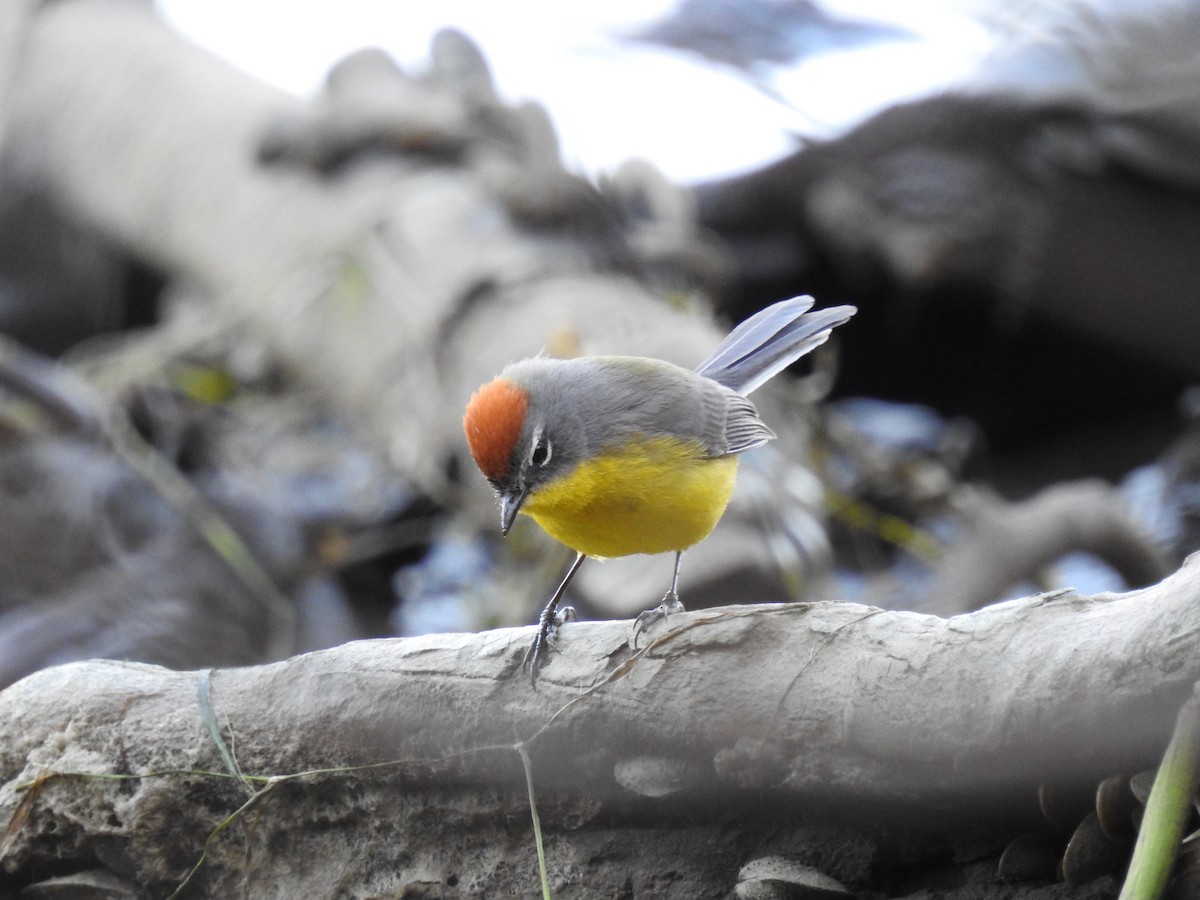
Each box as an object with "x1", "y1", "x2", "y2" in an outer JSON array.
[{"x1": 500, "y1": 486, "x2": 530, "y2": 536}]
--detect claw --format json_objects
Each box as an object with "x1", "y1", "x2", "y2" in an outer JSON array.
[
  {"x1": 523, "y1": 604, "x2": 576, "y2": 686},
  {"x1": 519, "y1": 553, "x2": 586, "y2": 688},
  {"x1": 632, "y1": 591, "x2": 685, "y2": 648}
]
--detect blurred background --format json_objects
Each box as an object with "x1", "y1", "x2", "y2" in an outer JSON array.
[
  {"x1": 0, "y1": 0, "x2": 1197, "y2": 688},
  {"x1": 159, "y1": 0, "x2": 986, "y2": 182}
]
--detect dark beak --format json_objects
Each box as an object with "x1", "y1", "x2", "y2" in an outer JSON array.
[{"x1": 500, "y1": 486, "x2": 530, "y2": 536}]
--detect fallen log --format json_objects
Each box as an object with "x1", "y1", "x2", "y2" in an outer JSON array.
[{"x1": 1, "y1": 557, "x2": 1196, "y2": 895}]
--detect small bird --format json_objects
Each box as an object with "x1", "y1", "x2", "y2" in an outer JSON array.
[{"x1": 463, "y1": 296, "x2": 856, "y2": 683}]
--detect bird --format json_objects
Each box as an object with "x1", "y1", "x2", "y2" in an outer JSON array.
[{"x1": 463, "y1": 296, "x2": 856, "y2": 683}]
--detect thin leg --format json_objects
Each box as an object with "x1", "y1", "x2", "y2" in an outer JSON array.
[
  {"x1": 632, "y1": 551, "x2": 687, "y2": 648},
  {"x1": 523, "y1": 552, "x2": 585, "y2": 686},
  {"x1": 668, "y1": 550, "x2": 684, "y2": 599}
]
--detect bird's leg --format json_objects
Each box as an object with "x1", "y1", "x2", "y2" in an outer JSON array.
[
  {"x1": 632, "y1": 551, "x2": 687, "y2": 647},
  {"x1": 522, "y1": 552, "x2": 585, "y2": 686}
]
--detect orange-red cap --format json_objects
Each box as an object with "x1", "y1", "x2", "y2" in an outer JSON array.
[{"x1": 463, "y1": 377, "x2": 529, "y2": 482}]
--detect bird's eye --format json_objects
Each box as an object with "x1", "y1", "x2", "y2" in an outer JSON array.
[{"x1": 531, "y1": 438, "x2": 551, "y2": 467}]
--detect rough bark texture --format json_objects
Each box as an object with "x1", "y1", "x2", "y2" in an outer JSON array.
[{"x1": 2, "y1": 557, "x2": 1198, "y2": 896}]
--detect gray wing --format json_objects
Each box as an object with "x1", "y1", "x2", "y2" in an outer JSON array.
[
  {"x1": 513, "y1": 357, "x2": 782, "y2": 460},
  {"x1": 723, "y1": 394, "x2": 776, "y2": 455},
  {"x1": 572, "y1": 358, "x2": 775, "y2": 458},
  {"x1": 519, "y1": 356, "x2": 775, "y2": 459}
]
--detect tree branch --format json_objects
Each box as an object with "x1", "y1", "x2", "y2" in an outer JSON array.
[
  {"x1": 3, "y1": 559, "x2": 1196, "y2": 800},
  {"x1": 3, "y1": 554, "x2": 1197, "y2": 892}
]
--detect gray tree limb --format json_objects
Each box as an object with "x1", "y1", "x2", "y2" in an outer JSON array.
[{"x1": 2, "y1": 558, "x2": 1197, "y2": 894}]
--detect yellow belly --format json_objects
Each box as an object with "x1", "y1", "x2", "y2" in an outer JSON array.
[{"x1": 521, "y1": 436, "x2": 739, "y2": 558}]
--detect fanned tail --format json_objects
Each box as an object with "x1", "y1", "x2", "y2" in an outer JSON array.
[{"x1": 695, "y1": 296, "x2": 857, "y2": 395}]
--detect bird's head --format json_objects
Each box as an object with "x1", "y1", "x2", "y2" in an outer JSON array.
[{"x1": 463, "y1": 374, "x2": 571, "y2": 534}]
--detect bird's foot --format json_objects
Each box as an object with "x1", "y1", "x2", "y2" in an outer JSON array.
[
  {"x1": 632, "y1": 591, "x2": 685, "y2": 648},
  {"x1": 522, "y1": 604, "x2": 577, "y2": 687}
]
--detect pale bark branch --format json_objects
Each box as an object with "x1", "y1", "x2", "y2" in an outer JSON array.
[
  {"x1": 0, "y1": 467, "x2": 1193, "y2": 895},
  {"x1": 3, "y1": 557, "x2": 1197, "y2": 807}
]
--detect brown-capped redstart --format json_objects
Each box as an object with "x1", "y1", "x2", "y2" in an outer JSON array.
[{"x1": 464, "y1": 296, "x2": 855, "y2": 684}]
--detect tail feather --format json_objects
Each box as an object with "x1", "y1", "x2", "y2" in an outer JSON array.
[{"x1": 695, "y1": 296, "x2": 857, "y2": 395}]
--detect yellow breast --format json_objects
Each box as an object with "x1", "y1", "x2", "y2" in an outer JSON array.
[{"x1": 521, "y1": 436, "x2": 739, "y2": 558}]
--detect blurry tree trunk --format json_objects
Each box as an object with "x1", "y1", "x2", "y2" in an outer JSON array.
[
  {"x1": 0, "y1": 0, "x2": 810, "y2": 643},
  {"x1": 1, "y1": 0, "x2": 723, "y2": 501}
]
